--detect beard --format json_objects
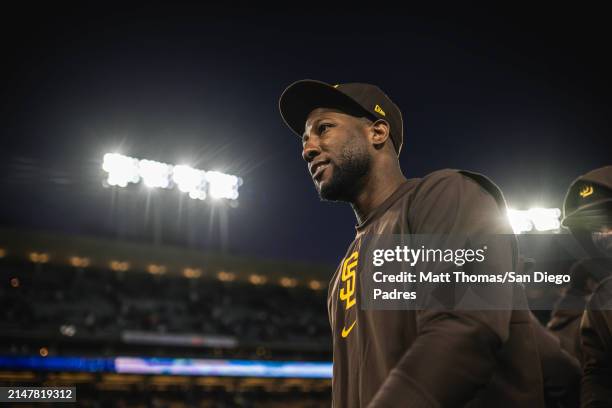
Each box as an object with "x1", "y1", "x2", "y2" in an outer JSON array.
[{"x1": 317, "y1": 141, "x2": 371, "y2": 202}]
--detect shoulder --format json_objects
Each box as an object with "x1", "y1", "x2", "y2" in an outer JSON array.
[
  {"x1": 411, "y1": 168, "x2": 508, "y2": 212},
  {"x1": 402, "y1": 169, "x2": 513, "y2": 235},
  {"x1": 588, "y1": 276, "x2": 612, "y2": 310}
]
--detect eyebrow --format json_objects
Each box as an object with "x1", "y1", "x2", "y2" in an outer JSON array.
[{"x1": 302, "y1": 117, "x2": 334, "y2": 139}]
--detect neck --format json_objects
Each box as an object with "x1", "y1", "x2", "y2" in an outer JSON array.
[{"x1": 350, "y1": 161, "x2": 406, "y2": 224}]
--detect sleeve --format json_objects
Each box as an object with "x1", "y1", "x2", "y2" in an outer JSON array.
[
  {"x1": 368, "y1": 170, "x2": 517, "y2": 408},
  {"x1": 532, "y1": 312, "x2": 581, "y2": 408},
  {"x1": 581, "y1": 283, "x2": 612, "y2": 408}
]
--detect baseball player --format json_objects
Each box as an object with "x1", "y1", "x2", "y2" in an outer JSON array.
[
  {"x1": 279, "y1": 80, "x2": 548, "y2": 407},
  {"x1": 558, "y1": 166, "x2": 612, "y2": 407}
]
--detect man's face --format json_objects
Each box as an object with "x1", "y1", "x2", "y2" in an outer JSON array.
[{"x1": 302, "y1": 108, "x2": 372, "y2": 202}]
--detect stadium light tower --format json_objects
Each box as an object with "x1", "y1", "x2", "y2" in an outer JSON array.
[
  {"x1": 206, "y1": 171, "x2": 242, "y2": 200},
  {"x1": 528, "y1": 207, "x2": 562, "y2": 232},
  {"x1": 138, "y1": 159, "x2": 172, "y2": 189},
  {"x1": 172, "y1": 165, "x2": 207, "y2": 200},
  {"x1": 102, "y1": 153, "x2": 140, "y2": 187},
  {"x1": 507, "y1": 207, "x2": 561, "y2": 234},
  {"x1": 102, "y1": 153, "x2": 242, "y2": 202}
]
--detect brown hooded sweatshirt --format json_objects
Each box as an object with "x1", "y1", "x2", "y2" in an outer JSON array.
[{"x1": 328, "y1": 169, "x2": 546, "y2": 407}]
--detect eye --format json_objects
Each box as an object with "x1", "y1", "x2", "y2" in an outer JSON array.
[{"x1": 318, "y1": 123, "x2": 334, "y2": 134}]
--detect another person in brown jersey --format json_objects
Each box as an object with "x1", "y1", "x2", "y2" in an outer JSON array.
[{"x1": 558, "y1": 166, "x2": 612, "y2": 407}]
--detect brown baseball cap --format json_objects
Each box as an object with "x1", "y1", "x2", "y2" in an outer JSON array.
[
  {"x1": 562, "y1": 166, "x2": 612, "y2": 230},
  {"x1": 279, "y1": 79, "x2": 404, "y2": 155}
]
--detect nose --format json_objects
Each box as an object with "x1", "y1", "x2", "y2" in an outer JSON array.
[{"x1": 302, "y1": 137, "x2": 320, "y2": 163}]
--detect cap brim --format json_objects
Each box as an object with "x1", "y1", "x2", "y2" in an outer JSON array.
[
  {"x1": 279, "y1": 80, "x2": 372, "y2": 138},
  {"x1": 562, "y1": 199, "x2": 612, "y2": 228}
]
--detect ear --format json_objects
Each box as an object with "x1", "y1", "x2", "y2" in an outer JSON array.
[{"x1": 369, "y1": 119, "x2": 391, "y2": 149}]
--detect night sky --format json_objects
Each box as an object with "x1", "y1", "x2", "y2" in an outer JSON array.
[{"x1": 1, "y1": 4, "x2": 610, "y2": 265}]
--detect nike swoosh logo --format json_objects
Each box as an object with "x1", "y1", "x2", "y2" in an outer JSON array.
[{"x1": 341, "y1": 320, "x2": 357, "y2": 338}]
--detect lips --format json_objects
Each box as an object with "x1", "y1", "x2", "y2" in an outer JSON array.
[
  {"x1": 313, "y1": 163, "x2": 329, "y2": 180},
  {"x1": 311, "y1": 162, "x2": 330, "y2": 181}
]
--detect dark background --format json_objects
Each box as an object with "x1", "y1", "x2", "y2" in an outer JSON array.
[{"x1": 1, "y1": 3, "x2": 610, "y2": 264}]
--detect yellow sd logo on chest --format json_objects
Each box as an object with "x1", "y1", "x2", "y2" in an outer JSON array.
[{"x1": 340, "y1": 251, "x2": 358, "y2": 337}]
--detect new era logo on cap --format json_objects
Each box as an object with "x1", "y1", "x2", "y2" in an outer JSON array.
[{"x1": 374, "y1": 104, "x2": 386, "y2": 116}]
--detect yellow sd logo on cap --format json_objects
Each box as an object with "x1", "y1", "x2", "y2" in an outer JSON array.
[
  {"x1": 374, "y1": 104, "x2": 386, "y2": 116},
  {"x1": 579, "y1": 185, "x2": 594, "y2": 198}
]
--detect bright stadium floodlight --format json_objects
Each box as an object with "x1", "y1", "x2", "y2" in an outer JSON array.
[
  {"x1": 507, "y1": 209, "x2": 533, "y2": 234},
  {"x1": 138, "y1": 159, "x2": 172, "y2": 189},
  {"x1": 528, "y1": 207, "x2": 562, "y2": 232},
  {"x1": 102, "y1": 154, "x2": 242, "y2": 202},
  {"x1": 507, "y1": 207, "x2": 561, "y2": 234},
  {"x1": 102, "y1": 153, "x2": 140, "y2": 187},
  {"x1": 172, "y1": 165, "x2": 207, "y2": 200},
  {"x1": 206, "y1": 171, "x2": 243, "y2": 200}
]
